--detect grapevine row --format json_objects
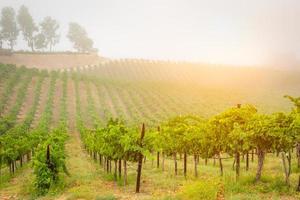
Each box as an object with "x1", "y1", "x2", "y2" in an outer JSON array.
[
  {"x1": 79, "y1": 98, "x2": 300, "y2": 193},
  {"x1": 33, "y1": 71, "x2": 68, "y2": 195}
]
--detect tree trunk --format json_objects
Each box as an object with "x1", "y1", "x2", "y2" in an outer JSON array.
[
  {"x1": 174, "y1": 153, "x2": 177, "y2": 176},
  {"x1": 218, "y1": 154, "x2": 223, "y2": 176},
  {"x1": 0, "y1": 158, "x2": 2, "y2": 182},
  {"x1": 297, "y1": 150, "x2": 300, "y2": 169},
  {"x1": 251, "y1": 149, "x2": 254, "y2": 162},
  {"x1": 151, "y1": 153, "x2": 154, "y2": 167},
  {"x1": 12, "y1": 161, "x2": 15, "y2": 174},
  {"x1": 124, "y1": 159, "x2": 127, "y2": 186},
  {"x1": 20, "y1": 155, "x2": 23, "y2": 167},
  {"x1": 106, "y1": 159, "x2": 109, "y2": 173},
  {"x1": 194, "y1": 155, "x2": 198, "y2": 177},
  {"x1": 26, "y1": 152, "x2": 31, "y2": 162},
  {"x1": 109, "y1": 160, "x2": 112, "y2": 173},
  {"x1": 157, "y1": 151, "x2": 160, "y2": 168},
  {"x1": 99, "y1": 153, "x2": 102, "y2": 165},
  {"x1": 232, "y1": 158, "x2": 236, "y2": 170},
  {"x1": 9, "y1": 162, "x2": 12, "y2": 174},
  {"x1": 297, "y1": 174, "x2": 300, "y2": 192},
  {"x1": 118, "y1": 159, "x2": 122, "y2": 179},
  {"x1": 30, "y1": 40, "x2": 35, "y2": 52},
  {"x1": 205, "y1": 158, "x2": 208, "y2": 165},
  {"x1": 255, "y1": 149, "x2": 265, "y2": 182},
  {"x1": 157, "y1": 126, "x2": 160, "y2": 168},
  {"x1": 246, "y1": 152, "x2": 249, "y2": 171},
  {"x1": 10, "y1": 40, "x2": 13, "y2": 51},
  {"x1": 288, "y1": 151, "x2": 292, "y2": 176},
  {"x1": 281, "y1": 152, "x2": 290, "y2": 186},
  {"x1": 162, "y1": 152, "x2": 165, "y2": 171},
  {"x1": 136, "y1": 123, "x2": 145, "y2": 193},
  {"x1": 236, "y1": 152, "x2": 240, "y2": 180},
  {"x1": 93, "y1": 151, "x2": 97, "y2": 160},
  {"x1": 114, "y1": 160, "x2": 117, "y2": 181},
  {"x1": 183, "y1": 152, "x2": 187, "y2": 178},
  {"x1": 46, "y1": 145, "x2": 51, "y2": 173},
  {"x1": 297, "y1": 143, "x2": 300, "y2": 168}
]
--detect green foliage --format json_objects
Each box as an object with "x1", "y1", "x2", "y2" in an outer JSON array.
[
  {"x1": 210, "y1": 104, "x2": 257, "y2": 155},
  {"x1": 0, "y1": 66, "x2": 45, "y2": 171},
  {"x1": 1, "y1": 63, "x2": 300, "y2": 198},
  {"x1": 38, "y1": 16, "x2": 60, "y2": 51},
  {"x1": 0, "y1": 65, "x2": 23, "y2": 114},
  {"x1": 34, "y1": 33, "x2": 47, "y2": 50},
  {"x1": 0, "y1": 67, "x2": 68, "y2": 196},
  {"x1": 95, "y1": 194, "x2": 117, "y2": 200},
  {"x1": 33, "y1": 125, "x2": 68, "y2": 195},
  {"x1": 17, "y1": 5, "x2": 37, "y2": 51},
  {"x1": 0, "y1": 7, "x2": 19, "y2": 50},
  {"x1": 0, "y1": 69, "x2": 33, "y2": 135},
  {"x1": 177, "y1": 179, "x2": 219, "y2": 200},
  {"x1": 67, "y1": 22, "x2": 94, "y2": 53},
  {"x1": 33, "y1": 71, "x2": 68, "y2": 195},
  {"x1": 160, "y1": 115, "x2": 206, "y2": 156}
]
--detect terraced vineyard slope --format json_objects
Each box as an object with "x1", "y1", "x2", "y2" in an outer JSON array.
[{"x1": 0, "y1": 62, "x2": 299, "y2": 200}]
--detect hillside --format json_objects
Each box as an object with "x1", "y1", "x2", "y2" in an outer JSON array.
[
  {"x1": 0, "y1": 60, "x2": 300, "y2": 124},
  {"x1": 0, "y1": 52, "x2": 104, "y2": 69},
  {"x1": 0, "y1": 62, "x2": 299, "y2": 199}
]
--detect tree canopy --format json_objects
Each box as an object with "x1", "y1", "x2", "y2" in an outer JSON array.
[
  {"x1": 67, "y1": 22, "x2": 94, "y2": 53},
  {"x1": 0, "y1": 7, "x2": 19, "y2": 50},
  {"x1": 39, "y1": 17, "x2": 60, "y2": 51},
  {"x1": 17, "y1": 5, "x2": 37, "y2": 51}
]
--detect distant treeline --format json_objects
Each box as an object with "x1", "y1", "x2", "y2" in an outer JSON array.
[
  {"x1": 0, "y1": 5, "x2": 97, "y2": 53},
  {"x1": 0, "y1": 49, "x2": 97, "y2": 56}
]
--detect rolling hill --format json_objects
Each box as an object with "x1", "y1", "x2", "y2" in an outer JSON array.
[{"x1": 0, "y1": 59, "x2": 300, "y2": 199}]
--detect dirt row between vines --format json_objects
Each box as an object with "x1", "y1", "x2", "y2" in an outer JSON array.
[
  {"x1": 17, "y1": 77, "x2": 38, "y2": 123},
  {"x1": 1, "y1": 77, "x2": 22, "y2": 116},
  {"x1": 31, "y1": 78, "x2": 50, "y2": 128},
  {"x1": 51, "y1": 79, "x2": 63, "y2": 128},
  {"x1": 58, "y1": 79, "x2": 151, "y2": 200}
]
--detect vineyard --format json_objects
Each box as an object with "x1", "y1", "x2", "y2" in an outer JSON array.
[{"x1": 0, "y1": 61, "x2": 300, "y2": 200}]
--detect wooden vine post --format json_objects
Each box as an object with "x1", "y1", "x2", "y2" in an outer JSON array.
[
  {"x1": 246, "y1": 152, "x2": 249, "y2": 171},
  {"x1": 46, "y1": 145, "x2": 51, "y2": 168},
  {"x1": 157, "y1": 126, "x2": 160, "y2": 168},
  {"x1": 297, "y1": 175, "x2": 300, "y2": 192},
  {"x1": 236, "y1": 104, "x2": 241, "y2": 181},
  {"x1": 136, "y1": 123, "x2": 145, "y2": 193},
  {"x1": 183, "y1": 152, "x2": 187, "y2": 178}
]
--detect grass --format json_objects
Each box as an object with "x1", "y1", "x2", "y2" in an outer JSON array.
[
  {"x1": 95, "y1": 194, "x2": 117, "y2": 200},
  {"x1": 1, "y1": 145, "x2": 300, "y2": 200},
  {"x1": 0, "y1": 163, "x2": 34, "y2": 199},
  {"x1": 176, "y1": 178, "x2": 220, "y2": 200}
]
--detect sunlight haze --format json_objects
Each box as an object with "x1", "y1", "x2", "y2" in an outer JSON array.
[{"x1": 1, "y1": 0, "x2": 299, "y2": 67}]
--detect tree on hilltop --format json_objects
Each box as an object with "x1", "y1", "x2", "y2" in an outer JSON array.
[
  {"x1": 0, "y1": 7, "x2": 19, "y2": 50},
  {"x1": 67, "y1": 22, "x2": 94, "y2": 53},
  {"x1": 17, "y1": 5, "x2": 38, "y2": 51}
]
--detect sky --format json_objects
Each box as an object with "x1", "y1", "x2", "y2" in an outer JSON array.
[{"x1": 0, "y1": 0, "x2": 300, "y2": 66}]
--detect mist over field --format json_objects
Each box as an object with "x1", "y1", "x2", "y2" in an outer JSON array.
[
  {"x1": 1, "y1": 0, "x2": 300, "y2": 67},
  {"x1": 0, "y1": 1, "x2": 300, "y2": 200}
]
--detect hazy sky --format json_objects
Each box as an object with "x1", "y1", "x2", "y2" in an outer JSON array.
[{"x1": 1, "y1": 0, "x2": 300, "y2": 66}]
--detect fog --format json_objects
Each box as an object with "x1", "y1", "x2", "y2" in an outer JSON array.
[{"x1": 0, "y1": 0, "x2": 299, "y2": 67}]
